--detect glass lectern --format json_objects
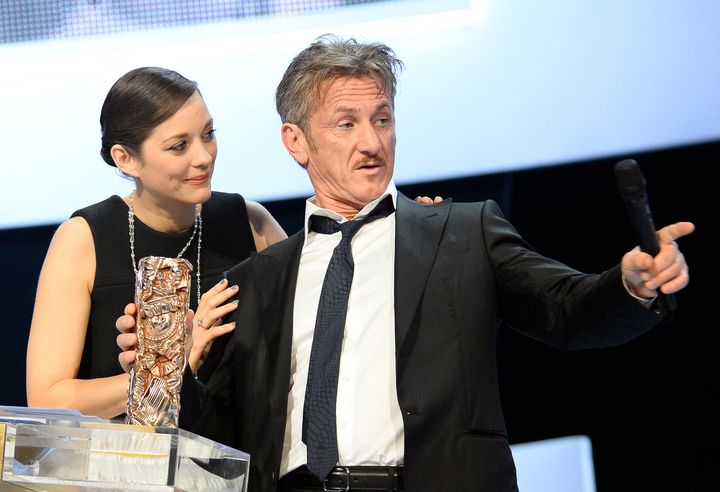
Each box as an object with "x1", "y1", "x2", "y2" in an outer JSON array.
[{"x1": 0, "y1": 406, "x2": 249, "y2": 491}]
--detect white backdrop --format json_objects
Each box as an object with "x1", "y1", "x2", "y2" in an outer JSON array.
[{"x1": 1, "y1": 0, "x2": 719, "y2": 229}]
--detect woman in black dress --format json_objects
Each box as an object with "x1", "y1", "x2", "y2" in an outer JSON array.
[{"x1": 26, "y1": 67, "x2": 287, "y2": 418}]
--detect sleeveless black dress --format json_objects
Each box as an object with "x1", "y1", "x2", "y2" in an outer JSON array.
[{"x1": 71, "y1": 191, "x2": 256, "y2": 386}]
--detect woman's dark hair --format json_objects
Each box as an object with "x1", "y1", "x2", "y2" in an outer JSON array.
[{"x1": 99, "y1": 67, "x2": 198, "y2": 167}]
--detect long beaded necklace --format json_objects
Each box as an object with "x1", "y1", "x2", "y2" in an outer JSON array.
[{"x1": 127, "y1": 191, "x2": 203, "y2": 306}]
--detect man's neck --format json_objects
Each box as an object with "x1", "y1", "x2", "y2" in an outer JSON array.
[
  {"x1": 309, "y1": 182, "x2": 397, "y2": 221},
  {"x1": 313, "y1": 198, "x2": 373, "y2": 221}
]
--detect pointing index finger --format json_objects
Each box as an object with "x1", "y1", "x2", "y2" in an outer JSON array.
[{"x1": 656, "y1": 222, "x2": 695, "y2": 244}]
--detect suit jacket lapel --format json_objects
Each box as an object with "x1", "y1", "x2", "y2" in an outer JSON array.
[
  {"x1": 394, "y1": 193, "x2": 452, "y2": 350},
  {"x1": 250, "y1": 231, "x2": 304, "y2": 457}
]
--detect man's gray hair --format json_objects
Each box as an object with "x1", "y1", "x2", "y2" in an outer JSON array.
[{"x1": 275, "y1": 34, "x2": 404, "y2": 133}]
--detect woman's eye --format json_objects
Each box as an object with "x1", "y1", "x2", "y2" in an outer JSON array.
[
  {"x1": 169, "y1": 142, "x2": 187, "y2": 152},
  {"x1": 203, "y1": 128, "x2": 217, "y2": 140}
]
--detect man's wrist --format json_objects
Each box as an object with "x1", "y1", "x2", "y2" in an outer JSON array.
[{"x1": 622, "y1": 274, "x2": 656, "y2": 307}]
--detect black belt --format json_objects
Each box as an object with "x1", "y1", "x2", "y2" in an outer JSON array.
[{"x1": 279, "y1": 465, "x2": 404, "y2": 491}]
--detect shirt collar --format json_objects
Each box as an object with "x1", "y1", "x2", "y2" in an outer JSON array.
[{"x1": 303, "y1": 182, "x2": 398, "y2": 239}]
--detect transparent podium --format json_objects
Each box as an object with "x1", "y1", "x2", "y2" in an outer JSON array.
[{"x1": 0, "y1": 406, "x2": 249, "y2": 491}]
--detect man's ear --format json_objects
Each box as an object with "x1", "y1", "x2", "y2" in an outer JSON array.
[
  {"x1": 111, "y1": 144, "x2": 139, "y2": 177},
  {"x1": 280, "y1": 123, "x2": 309, "y2": 168}
]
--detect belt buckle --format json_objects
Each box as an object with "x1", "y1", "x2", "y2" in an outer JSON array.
[{"x1": 322, "y1": 466, "x2": 350, "y2": 492}]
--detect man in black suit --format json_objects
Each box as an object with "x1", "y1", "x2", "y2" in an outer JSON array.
[{"x1": 118, "y1": 35, "x2": 693, "y2": 491}]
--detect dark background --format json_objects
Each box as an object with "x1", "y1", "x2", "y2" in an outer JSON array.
[{"x1": 1, "y1": 140, "x2": 714, "y2": 491}]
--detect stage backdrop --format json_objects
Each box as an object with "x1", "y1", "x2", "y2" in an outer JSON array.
[{"x1": 1, "y1": 0, "x2": 719, "y2": 229}]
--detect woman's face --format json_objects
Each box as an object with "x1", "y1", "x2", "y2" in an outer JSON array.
[{"x1": 133, "y1": 91, "x2": 217, "y2": 206}]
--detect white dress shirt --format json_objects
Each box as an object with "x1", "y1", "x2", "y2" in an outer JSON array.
[{"x1": 280, "y1": 183, "x2": 404, "y2": 476}]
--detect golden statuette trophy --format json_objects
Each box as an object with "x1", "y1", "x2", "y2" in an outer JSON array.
[{"x1": 125, "y1": 256, "x2": 192, "y2": 428}]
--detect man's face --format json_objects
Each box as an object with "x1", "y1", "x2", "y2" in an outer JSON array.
[{"x1": 296, "y1": 76, "x2": 396, "y2": 216}]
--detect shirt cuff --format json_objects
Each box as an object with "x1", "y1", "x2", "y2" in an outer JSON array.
[{"x1": 621, "y1": 274, "x2": 656, "y2": 308}]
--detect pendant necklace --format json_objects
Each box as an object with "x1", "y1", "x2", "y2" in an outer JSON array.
[{"x1": 127, "y1": 191, "x2": 203, "y2": 306}]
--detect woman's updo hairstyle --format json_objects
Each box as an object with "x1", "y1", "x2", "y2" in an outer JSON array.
[{"x1": 99, "y1": 67, "x2": 198, "y2": 167}]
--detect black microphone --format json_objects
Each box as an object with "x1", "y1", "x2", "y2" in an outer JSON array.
[{"x1": 614, "y1": 159, "x2": 676, "y2": 315}]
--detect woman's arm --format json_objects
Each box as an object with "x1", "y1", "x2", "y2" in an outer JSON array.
[
  {"x1": 246, "y1": 200, "x2": 288, "y2": 251},
  {"x1": 26, "y1": 216, "x2": 128, "y2": 419}
]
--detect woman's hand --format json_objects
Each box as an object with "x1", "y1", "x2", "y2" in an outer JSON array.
[
  {"x1": 188, "y1": 278, "x2": 239, "y2": 372},
  {"x1": 116, "y1": 303, "x2": 138, "y2": 374},
  {"x1": 415, "y1": 196, "x2": 444, "y2": 204},
  {"x1": 116, "y1": 278, "x2": 239, "y2": 375}
]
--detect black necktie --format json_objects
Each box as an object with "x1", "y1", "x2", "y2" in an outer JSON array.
[{"x1": 302, "y1": 195, "x2": 395, "y2": 480}]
